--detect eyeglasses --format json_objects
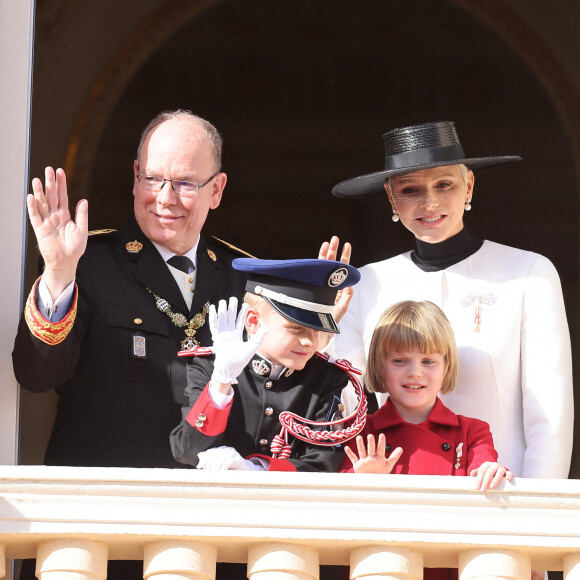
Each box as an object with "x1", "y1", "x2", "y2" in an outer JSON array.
[{"x1": 137, "y1": 171, "x2": 219, "y2": 196}]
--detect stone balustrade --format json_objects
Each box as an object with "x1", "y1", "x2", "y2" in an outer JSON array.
[{"x1": 0, "y1": 465, "x2": 578, "y2": 579}]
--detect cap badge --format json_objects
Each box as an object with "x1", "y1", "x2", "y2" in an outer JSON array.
[
  {"x1": 207, "y1": 249, "x2": 217, "y2": 261},
  {"x1": 126, "y1": 240, "x2": 143, "y2": 254},
  {"x1": 327, "y1": 266, "x2": 348, "y2": 287}
]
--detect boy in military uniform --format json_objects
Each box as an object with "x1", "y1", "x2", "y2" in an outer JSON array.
[{"x1": 171, "y1": 257, "x2": 365, "y2": 472}]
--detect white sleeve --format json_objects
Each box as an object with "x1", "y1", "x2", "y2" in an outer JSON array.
[
  {"x1": 38, "y1": 277, "x2": 76, "y2": 322},
  {"x1": 520, "y1": 255, "x2": 573, "y2": 479},
  {"x1": 208, "y1": 382, "x2": 234, "y2": 410},
  {"x1": 334, "y1": 283, "x2": 369, "y2": 375}
]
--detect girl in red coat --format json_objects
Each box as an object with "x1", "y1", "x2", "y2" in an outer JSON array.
[{"x1": 340, "y1": 300, "x2": 513, "y2": 579}]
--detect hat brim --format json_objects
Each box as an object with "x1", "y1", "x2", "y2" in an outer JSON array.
[
  {"x1": 332, "y1": 155, "x2": 522, "y2": 198},
  {"x1": 265, "y1": 298, "x2": 340, "y2": 334}
]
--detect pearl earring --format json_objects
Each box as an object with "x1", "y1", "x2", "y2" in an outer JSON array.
[
  {"x1": 392, "y1": 210, "x2": 400, "y2": 222},
  {"x1": 464, "y1": 199, "x2": 472, "y2": 211}
]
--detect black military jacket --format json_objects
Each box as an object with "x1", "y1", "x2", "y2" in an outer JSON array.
[
  {"x1": 171, "y1": 353, "x2": 348, "y2": 472},
  {"x1": 12, "y1": 218, "x2": 248, "y2": 468}
]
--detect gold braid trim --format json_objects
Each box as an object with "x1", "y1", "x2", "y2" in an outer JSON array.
[
  {"x1": 24, "y1": 277, "x2": 78, "y2": 345},
  {"x1": 211, "y1": 236, "x2": 257, "y2": 258}
]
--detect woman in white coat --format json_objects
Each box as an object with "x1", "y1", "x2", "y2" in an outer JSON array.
[{"x1": 331, "y1": 120, "x2": 573, "y2": 482}]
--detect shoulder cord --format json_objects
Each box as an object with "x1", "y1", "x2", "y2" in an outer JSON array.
[{"x1": 270, "y1": 352, "x2": 368, "y2": 459}]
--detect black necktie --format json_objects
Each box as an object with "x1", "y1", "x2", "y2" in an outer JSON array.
[{"x1": 167, "y1": 255, "x2": 194, "y2": 274}]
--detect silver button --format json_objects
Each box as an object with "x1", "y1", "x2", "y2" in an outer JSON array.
[
  {"x1": 265, "y1": 381, "x2": 273, "y2": 389},
  {"x1": 260, "y1": 439, "x2": 268, "y2": 446},
  {"x1": 265, "y1": 407, "x2": 273, "y2": 416}
]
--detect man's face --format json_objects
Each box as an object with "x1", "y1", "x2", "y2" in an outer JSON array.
[{"x1": 133, "y1": 117, "x2": 226, "y2": 255}]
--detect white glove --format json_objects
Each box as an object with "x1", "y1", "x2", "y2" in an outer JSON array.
[
  {"x1": 210, "y1": 297, "x2": 267, "y2": 384},
  {"x1": 197, "y1": 446, "x2": 264, "y2": 470}
]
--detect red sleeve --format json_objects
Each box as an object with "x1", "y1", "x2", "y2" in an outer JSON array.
[
  {"x1": 185, "y1": 382, "x2": 232, "y2": 436},
  {"x1": 464, "y1": 417, "x2": 500, "y2": 472}
]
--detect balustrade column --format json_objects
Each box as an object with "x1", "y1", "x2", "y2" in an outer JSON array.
[
  {"x1": 247, "y1": 543, "x2": 319, "y2": 580},
  {"x1": 36, "y1": 539, "x2": 108, "y2": 580},
  {"x1": 350, "y1": 546, "x2": 423, "y2": 580},
  {"x1": 144, "y1": 541, "x2": 217, "y2": 580},
  {"x1": 564, "y1": 553, "x2": 580, "y2": 579},
  {"x1": 459, "y1": 549, "x2": 530, "y2": 580}
]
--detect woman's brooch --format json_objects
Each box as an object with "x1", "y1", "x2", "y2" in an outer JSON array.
[{"x1": 460, "y1": 292, "x2": 496, "y2": 333}]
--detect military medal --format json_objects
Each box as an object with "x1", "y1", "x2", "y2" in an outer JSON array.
[{"x1": 146, "y1": 288, "x2": 210, "y2": 349}]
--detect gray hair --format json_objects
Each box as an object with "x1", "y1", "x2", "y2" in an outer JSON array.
[
  {"x1": 385, "y1": 163, "x2": 469, "y2": 190},
  {"x1": 136, "y1": 109, "x2": 223, "y2": 172}
]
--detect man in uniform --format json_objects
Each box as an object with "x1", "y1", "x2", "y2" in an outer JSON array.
[
  {"x1": 13, "y1": 111, "x2": 250, "y2": 578},
  {"x1": 13, "y1": 109, "x2": 250, "y2": 468}
]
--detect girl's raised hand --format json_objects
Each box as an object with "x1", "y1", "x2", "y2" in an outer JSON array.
[{"x1": 344, "y1": 433, "x2": 402, "y2": 474}]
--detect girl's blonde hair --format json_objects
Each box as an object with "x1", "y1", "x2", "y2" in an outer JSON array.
[{"x1": 366, "y1": 300, "x2": 459, "y2": 395}]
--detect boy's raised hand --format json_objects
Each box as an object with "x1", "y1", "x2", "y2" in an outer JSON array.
[
  {"x1": 210, "y1": 297, "x2": 267, "y2": 386},
  {"x1": 470, "y1": 461, "x2": 514, "y2": 491},
  {"x1": 345, "y1": 433, "x2": 403, "y2": 474}
]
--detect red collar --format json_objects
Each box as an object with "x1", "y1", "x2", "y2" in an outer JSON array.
[{"x1": 372, "y1": 397, "x2": 459, "y2": 429}]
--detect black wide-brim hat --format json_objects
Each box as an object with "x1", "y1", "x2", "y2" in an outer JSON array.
[
  {"x1": 233, "y1": 258, "x2": 360, "y2": 334},
  {"x1": 332, "y1": 121, "x2": 522, "y2": 198}
]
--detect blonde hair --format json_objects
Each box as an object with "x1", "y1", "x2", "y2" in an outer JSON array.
[
  {"x1": 366, "y1": 300, "x2": 459, "y2": 395},
  {"x1": 243, "y1": 292, "x2": 274, "y2": 317},
  {"x1": 385, "y1": 163, "x2": 469, "y2": 190}
]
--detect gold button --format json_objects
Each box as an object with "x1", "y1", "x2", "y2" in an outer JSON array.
[
  {"x1": 190, "y1": 287, "x2": 194, "y2": 292},
  {"x1": 265, "y1": 381, "x2": 273, "y2": 389},
  {"x1": 265, "y1": 407, "x2": 273, "y2": 416},
  {"x1": 134, "y1": 318, "x2": 142, "y2": 325},
  {"x1": 260, "y1": 439, "x2": 268, "y2": 446},
  {"x1": 189, "y1": 277, "x2": 193, "y2": 283}
]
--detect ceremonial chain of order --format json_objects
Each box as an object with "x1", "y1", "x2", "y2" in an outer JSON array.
[{"x1": 146, "y1": 288, "x2": 210, "y2": 350}]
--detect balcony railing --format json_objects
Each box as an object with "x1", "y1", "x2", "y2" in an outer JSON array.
[{"x1": 0, "y1": 465, "x2": 578, "y2": 579}]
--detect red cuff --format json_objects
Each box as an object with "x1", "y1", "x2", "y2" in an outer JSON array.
[
  {"x1": 248, "y1": 454, "x2": 297, "y2": 472},
  {"x1": 24, "y1": 277, "x2": 78, "y2": 345},
  {"x1": 186, "y1": 382, "x2": 232, "y2": 436}
]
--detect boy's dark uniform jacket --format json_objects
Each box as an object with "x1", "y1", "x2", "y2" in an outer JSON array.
[
  {"x1": 171, "y1": 353, "x2": 348, "y2": 472},
  {"x1": 12, "y1": 218, "x2": 248, "y2": 468}
]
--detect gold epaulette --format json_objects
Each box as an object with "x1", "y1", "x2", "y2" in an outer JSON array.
[
  {"x1": 24, "y1": 277, "x2": 78, "y2": 345},
  {"x1": 88, "y1": 229, "x2": 116, "y2": 236},
  {"x1": 211, "y1": 236, "x2": 257, "y2": 258}
]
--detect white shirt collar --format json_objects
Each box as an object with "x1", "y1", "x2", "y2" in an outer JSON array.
[{"x1": 152, "y1": 237, "x2": 200, "y2": 269}]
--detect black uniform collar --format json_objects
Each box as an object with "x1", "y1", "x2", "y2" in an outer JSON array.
[{"x1": 411, "y1": 228, "x2": 483, "y2": 272}]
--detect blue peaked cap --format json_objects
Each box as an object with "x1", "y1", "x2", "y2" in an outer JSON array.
[{"x1": 232, "y1": 258, "x2": 360, "y2": 333}]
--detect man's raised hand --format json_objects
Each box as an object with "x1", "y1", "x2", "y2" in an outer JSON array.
[{"x1": 28, "y1": 167, "x2": 88, "y2": 298}]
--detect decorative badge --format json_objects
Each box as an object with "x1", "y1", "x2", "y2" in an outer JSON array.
[
  {"x1": 126, "y1": 240, "x2": 144, "y2": 254},
  {"x1": 460, "y1": 292, "x2": 496, "y2": 333},
  {"x1": 132, "y1": 334, "x2": 147, "y2": 359},
  {"x1": 327, "y1": 266, "x2": 348, "y2": 287},
  {"x1": 252, "y1": 358, "x2": 271, "y2": 376},
  {"x1": 207, "y1": 249, "x2": 217, "y2": 261},
  {"x1": 455, "y1": 442, "x2": 464, "y2": 469}
]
